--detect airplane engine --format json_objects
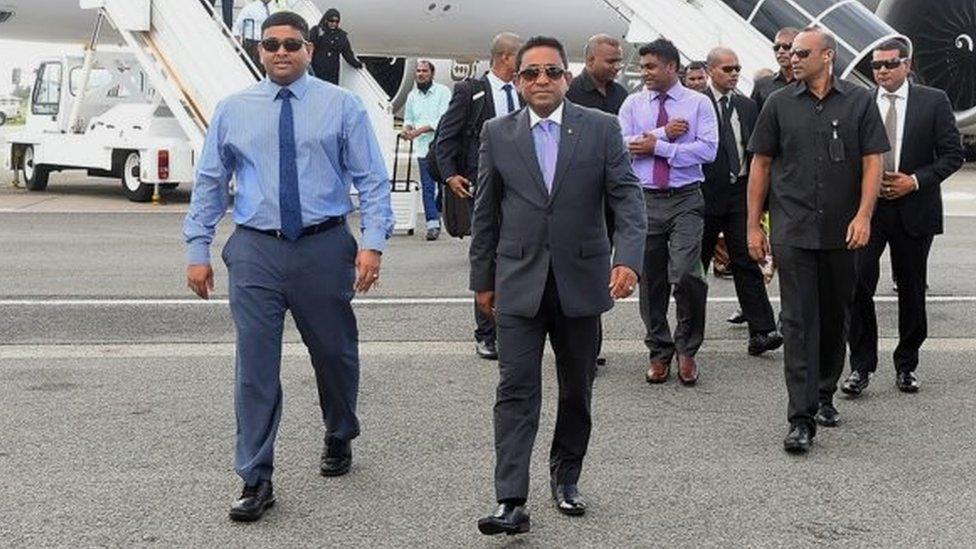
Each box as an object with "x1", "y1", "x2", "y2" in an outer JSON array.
[{"x1": 876, "y1": 0, "x2": 976, "y2": 133}]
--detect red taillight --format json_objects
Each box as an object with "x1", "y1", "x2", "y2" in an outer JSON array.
[{"x1": 158, "y1": 150, "x2": 170, "y2": 180}]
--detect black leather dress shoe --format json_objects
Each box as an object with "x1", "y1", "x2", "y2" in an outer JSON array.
[
  {"x1": 896, "y1": 371, "x2": 920, "y2": 393},
  {"x1": 783, "y1": 424, "x2": 813, "y2": 454},
  {"x1": 477, "y1": 503, "x2": 530, "y2": 536},
  {"x1": 476, "y1": 340, "x2": 498, "y2": 360},
  {"x1": 841, "y1": 370, "x2": 871, "y2": 396},
  {"x1": 229, "y1": 480, "x2": 275, "y2": 522},
  {"x1": 320, "y1": 435, "x2": 352, "y2": 477},
  {"x1": 748, "y1": 331, "x2": 784, "y2": 356},
  {"x1": 552, "y1": 484, "x2": 586, "y2": 516},
  {"x1": 727, "y1": 309, "x2": 747, "y2": 324},
  {"x1": 815, "y1": 402, "x2": 840, "y2": 427}
]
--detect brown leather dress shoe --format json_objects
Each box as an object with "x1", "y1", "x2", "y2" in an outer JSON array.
[
  {"x1": 677, "y1": 355, "x2": 698, "y2": 385},
  {"x1": 645, "y1": 358, "x2": 671, "y2": 383}
]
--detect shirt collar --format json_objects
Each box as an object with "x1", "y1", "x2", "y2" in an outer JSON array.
[
  {"x1": 262, "y1": 72, "x2": 311, "y2": 100},
  {"x1": 710, "y1": 84, "x2": 732, "y2": 102},
  {"x1": 774, "y1": 69, "x2": 793, "y2": 84},
  {"x1": 879, "y1": 79, "x2": 909, "y2": 100},
  {"x1": 486, "y1": 70, "x2": 513, "y2": 91},
  {"x1": 652, "y1": 80, "x2": 684, "y2": 102},
  {"x1": 792, "y1": 75, "x2": 847, "y2": 97},
  {"x1": 529, "y1": 101, "x2": 564, "y2": 128}
]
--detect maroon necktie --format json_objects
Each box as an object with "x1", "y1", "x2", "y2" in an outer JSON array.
[{"x1": 653, "y1": 94, "x2": 670, "y2": 188}]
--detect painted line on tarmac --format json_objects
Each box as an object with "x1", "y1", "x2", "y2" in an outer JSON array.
[
  {"x1": 2, "y1": 295, "x2": 976, "y2": 306},
  {"x1": 3, "y1": 337, "x2": 976, "y2": 360}
]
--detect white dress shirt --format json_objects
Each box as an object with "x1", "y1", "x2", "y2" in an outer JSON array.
[
  {"x1": 711, "y1": 85, "x2": 746, "y2": 177},
  {"x1": 486, "y1": 70, "x2": 517, "y2": 119},
  {"x1": 876, "y1": 80, "x2": 909, "y2": 172}
]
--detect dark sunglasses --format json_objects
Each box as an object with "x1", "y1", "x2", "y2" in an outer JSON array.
[
  {"x1": 720, "y1": 65, "x2": 742, "y2": 74},
  {"x1": 870, "y1": 58, "x2": 907, "y2": 70},
  {"x1": 327, "y1": 18, "x2": 339, "y2": 23},
  {"x1": 519, "y1": 65, "x2": 566, "y2": 81},
  {"x1": 773, "y1": 43, "x2": 792, "y2": 52},
  {"x1": 261, "y1": 37, "x2": 306, "y2": 53},
  {"x1": 790, "y1": 48, "x2": 814, "y2": 59}
]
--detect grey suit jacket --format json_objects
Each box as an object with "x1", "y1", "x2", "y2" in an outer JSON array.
[{"x1": 469, "y1": 100, "x2": 646, "y2": 318}]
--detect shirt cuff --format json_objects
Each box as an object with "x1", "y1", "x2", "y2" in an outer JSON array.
[
  {"x1": 650, "y1": 127, "x2": 667, "y2": 139},
  {"x1": 361, "y1": 226, "x2": 390, "y2": 253},
  {"x1": 186, "y1": 241, "x2": 212, "y2": 265},
  {"x1": 911, "y1": 174, "x2": 920, "y2": 191},
  {"x1": 654, "y1": 140, "x2": 675, "y2": 160}
]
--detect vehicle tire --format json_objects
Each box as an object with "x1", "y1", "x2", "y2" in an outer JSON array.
[
  {"x1": 22, "y1": 145, "x2": 50, "y2": 191},
  {"x1": 0, "y1": 112, "x2": 7, "y2": 126},
  {"x1": 120, "y1": 151, "x2": 153, "y2": 202}
]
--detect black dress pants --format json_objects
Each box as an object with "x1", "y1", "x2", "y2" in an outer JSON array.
[
  {"x1": 701, "y1": 193, "x2": 776, "y2": 335},
  {"x1": 849, "y1": 212, "x2": 932, "y2": 374},
  {"x1": 774, "y1": 245, "x2": 854, "y2": 431},
  {"x1": 492, "y1": 271, "x2": 599, "y2": 501}
]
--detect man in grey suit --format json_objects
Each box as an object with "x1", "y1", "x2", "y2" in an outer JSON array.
[{"x1": 471, "y1": 36, "x2": 646, "y2": 536}]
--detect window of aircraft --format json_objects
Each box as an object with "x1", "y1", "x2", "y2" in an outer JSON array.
[
  {"x1": 750, "y1": 0, "x2": 807, "y2": 40},
  {"x1": 721, "y1": 0, "x2": 760, "y2": 19},
  {"x1": 32, "y1": 62, "x2": 63, "y2": 116},
  {"x1": 792, "y1": 0, "x2": 837, "y2": 17},
  {"x1": 820, "y1": 1, "x2": 893, "y2": 53}
]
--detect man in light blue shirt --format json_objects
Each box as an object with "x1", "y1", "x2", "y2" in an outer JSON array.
[
  {"x1": 183, "y1": 11, "x2": 394, "y2": 523},
  {"x1": 402, "y1": 60, "x2": 450, "y2": 240}
]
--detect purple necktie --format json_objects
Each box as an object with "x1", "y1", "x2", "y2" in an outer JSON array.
[
  {"x1": 533, "y1": 119, "x2": 559, "y2": 193},
  {"x1": 653, "y1": 94, "x2": 670, "y2": 188}
]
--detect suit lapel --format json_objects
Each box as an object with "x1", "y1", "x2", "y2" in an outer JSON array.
[
  {"x1": 513, "y1": 109, "x2": 549, "y2": 204},
  {"x1": 548, "y1": 102, "x2": 582, "y2": 204},
  {"x1": 900, "y1": 84, "x2": 918, "y2": 168},
  {"x1": 480, "y1": 76, "x2": 496, "y2": 119}
]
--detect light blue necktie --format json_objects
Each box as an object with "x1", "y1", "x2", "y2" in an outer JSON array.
[
  {"x1": 277, "y1": 88, "x2": 303, "y2": 241},
  {"x1": 532, "y1": 119, "x2": 559, "y2": 193}
]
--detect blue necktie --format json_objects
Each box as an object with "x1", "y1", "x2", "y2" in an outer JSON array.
[
  {"x1": 502, "y1": 83, "x2": 516, "y2": 113},
  {"x1": 277, "y1": 88, "x2": 303, "y2": 241}
]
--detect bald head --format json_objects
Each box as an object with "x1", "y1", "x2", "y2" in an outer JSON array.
[
  {"x1": 584, "y1": 34, "x2": 621, "y2": 59},
  {"x1": 488, "y1": 32, "x2": 521, "y2": 82},
  {"x1": 490, "y1": 32, "x2": 522, "y2": 63},
  {"x1": 706, "y1": 46, "x2": 737, "y2": 68}
]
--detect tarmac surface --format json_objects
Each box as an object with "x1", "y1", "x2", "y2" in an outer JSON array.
[{"x1": 1, "y1": 157, "x2": 976, "y2": 547}]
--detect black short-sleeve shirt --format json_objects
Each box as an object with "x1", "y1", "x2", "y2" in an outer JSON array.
[
  {"x1": 750, "y1": 70, "x2": 793, "y2": 112},
  {"x1": 747, "y1": 77, "x2": 890, "y2": 250},
  {"x1": 566, "y1": 70, "x2": 629, "y2": 115}
]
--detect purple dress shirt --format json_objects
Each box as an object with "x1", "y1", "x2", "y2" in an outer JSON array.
[{"x1": 618, "y1": 82, "x2": 719, "y2": 189}]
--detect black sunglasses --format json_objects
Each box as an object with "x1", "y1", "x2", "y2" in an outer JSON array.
[
  {"x1": 720, "y1": 65, "x2": 742, "y2": 74},
  {"x1": 790, "y1": 48, "x2": 814, "y2": 59},
  {"x1": 327, "y1": 18, "x2": 339, "y2": 23},
  {"x1": 870, "y1": 58, "x2": 907, "y2": 70},
  {"x1": 261, "y1": 37, "x2": 306, "y2": 53},
  {"x1": 773, "y1": 43, "x2": 792, "y2": 52},
  {"x1": 519, "y1": 65, "x2": 566, "y2": 81}
]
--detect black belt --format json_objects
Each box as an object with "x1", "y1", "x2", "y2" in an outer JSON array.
[
  {"x1": 239, "y1": 217, "x2": 345, "y2": 240},
  {"x1": 643, "y1": 182, "x2": 701, "y2": 197}
]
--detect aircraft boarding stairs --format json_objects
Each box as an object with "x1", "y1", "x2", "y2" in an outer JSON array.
[
  {"x1": 604, "y1": 0, "x2": 909, "y2": 94},
  {"x1": 78, "y1": 0, "x2": 413, "y2": 233}
]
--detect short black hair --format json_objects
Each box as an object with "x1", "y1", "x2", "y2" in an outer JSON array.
[
  {"x1": 262, "y1": 11, "x2": 309, "y2": 40},
  {"x1": 685, "y1": 60, "x2": 707, "y2": 72},
  {"x1": 417, "y1": 59, "x2": 435, "y2": 75},
  {"x1": 874, "y1": 38, "x2": 910, "y2": 59},
  {"x1": 638, "y1": 38, "x2": 680, "y2": 69},
  {"x1": 516, "y1": 36, "x2": 568, "y2": 70}
]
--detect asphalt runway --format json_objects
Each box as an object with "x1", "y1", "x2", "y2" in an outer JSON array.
[{"x1": 2, "y1": 178, "x2": 976, "y2": 547}]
